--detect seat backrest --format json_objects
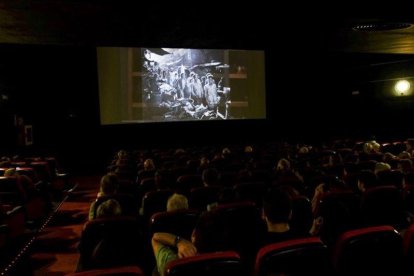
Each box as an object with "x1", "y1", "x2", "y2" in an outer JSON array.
[
  {"x1": 403, "y1": 223, "x2": 414, "y2": 275},
  {"x1": 30, "y1": 161, "x2": 52, "y2": 182},
  {"x1": 0, "y1": 177, "x2": 25, "y2": 204},
  {"x1": 78, "y1": 217, "x2": 145, "y2": 271},
  {"x1": 68, "y1": 265, "x2": 144, "y2": 276},
  {"x1": 16, "y1": 167, "x2": 39, "y2": 182},
  {"x1": 361, "y1": 185, "x2": 405, "y2": 228},
  {"x1": 142, "y1": 189, "x2": 174, "y2": 221},
  {"x1": 149, "y1": 209, "x2": 199, "y2": 240},
  {"x1": 205, "y1": 202, "x2": 266, "y2": 264},
  {"x1": 189, "y1": 186, "x2": 221, "y2": 211},
  {"x1": 316, "y1": 191, "x2": 361, "y2": 245},
  {"x1": 403, "y1": 223, "x2": 414, "y2": 257},
  {"x1": 333, "y1": 225, "x2": 403, "y2": 275},
  {"x1": 254, "y1": 237, "x2": 331, "y2": 276},
  {"x1": 165, "y1": 251, "x2": 243, "y2": 276}
]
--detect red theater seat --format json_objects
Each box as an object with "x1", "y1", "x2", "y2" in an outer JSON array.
[
  {"x1": 333, "y1": 225, "x2": 403, "y2": 275},
  {"x1": 165, "y1": 251, "x2": 242, "y2": 276},
  {"x1": 149, "y1": 209, "x2": 199, "y2": 240},
  {"x1": 77, "y1": 217, "x2": 145, "y2": 271},
  {"x1": 254, "y1": 237, "x2": 331, "y2": 276},
  {"x1": 68, "y1": 265, "x2": 144, "y2": 275}
]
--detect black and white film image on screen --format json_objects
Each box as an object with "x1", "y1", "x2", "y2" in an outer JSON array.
[{"x1": 142, "y1": 48, "x2": 235, "y2": 121}]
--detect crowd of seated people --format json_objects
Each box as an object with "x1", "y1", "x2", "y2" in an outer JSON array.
[{"x1": 77, "y1": 139, "x2": 414, "y2": 275}]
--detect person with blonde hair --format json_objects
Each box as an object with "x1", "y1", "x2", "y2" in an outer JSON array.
[
  {"x1": 166, "y1": 193, "x2": 189, "y2": 212},
  {"x1": 374, "y1": 162, "x2": 391, "y2": 175}
]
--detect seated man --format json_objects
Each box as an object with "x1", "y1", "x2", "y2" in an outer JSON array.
[
  {"x1": 262, "y1": 187, "x2": 305, "y2": 244},
  {"x1": 152, "y1": 212, "x2": 219, "y2": 276}
]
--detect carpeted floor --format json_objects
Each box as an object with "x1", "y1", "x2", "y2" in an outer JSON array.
[{"x1": 30, "y1": 174, "x2": 101, "y2": 275}]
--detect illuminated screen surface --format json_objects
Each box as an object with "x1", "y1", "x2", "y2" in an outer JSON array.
[{"x1": 97, "y1": 47, "x2": 266, "y2": 124}]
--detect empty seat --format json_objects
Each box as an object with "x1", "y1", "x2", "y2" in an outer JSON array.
[
  {"x1": 254, "y1": 237, "x2": 331, "y2": 276},
  {"x1": 165, "y1": 251, "x2": 243, "y2": 276}
]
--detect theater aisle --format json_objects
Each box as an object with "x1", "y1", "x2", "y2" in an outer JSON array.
[{"x1": 30, "y1": 175, "x2": 101, "y2": 275}]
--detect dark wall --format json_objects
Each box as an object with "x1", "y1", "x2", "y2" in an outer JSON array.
[{"x1": 1, "y1": 45, "x2": 414, "y2": 158}]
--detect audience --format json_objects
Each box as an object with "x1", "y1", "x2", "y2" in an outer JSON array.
[{"x1": 79, "y1": 139, "x2": 414, "y2": 274}]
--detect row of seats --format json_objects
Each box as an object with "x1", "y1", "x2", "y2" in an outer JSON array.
[
  {"x1": 0, "y1": 156, "x2": 72, "y2": 274},
  {"x1": 73, "y1": 223, "x2": 414, "y2": 275}
]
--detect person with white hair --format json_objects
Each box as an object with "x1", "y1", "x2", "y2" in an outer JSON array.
[{"x1": 166, "y1": 193, "x2": 189, "y2": 212}]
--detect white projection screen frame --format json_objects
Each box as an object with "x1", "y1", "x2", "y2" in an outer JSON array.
[{"x1": 97, "y1": 47, "x2": 266, "y2": 125}]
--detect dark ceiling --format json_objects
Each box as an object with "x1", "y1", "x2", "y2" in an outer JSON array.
[{"x1": 1, "y1": 1, "x2": 414, "y2": 54}]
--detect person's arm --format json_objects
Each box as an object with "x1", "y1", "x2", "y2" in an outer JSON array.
[
  {"x1": 152, "y1": 232, "x2": 197, "y2": 258},
  {"x1": 311, "y1": 183, "x2": 325, "y2": 215},
  {"x1": 88, "y1": 201, "x2": 96, "y2": 221}
]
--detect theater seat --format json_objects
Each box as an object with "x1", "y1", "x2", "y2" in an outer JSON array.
[
  {"x1": 189, "y1": 186, "x2": 221, "y2": 211},
  {"x1": 333, "y1": 225, "x2": 403, "y2": 275},
  {"x1": 149, "y1": 209, "x2": 199, "y2": 240},
  {"x1": 360, "y1": 186, "x2": 406, "y2": 228},
  {"x1": 141, "y1": 189, "x2": 174, "y2": 221},
  {"x1": 68, "y1": 265, "x2": 144, "y2": 275},
  {"x1": 77, "y1": 217, "x2": 145, "y2": 271},
  {"x1": 404, "y1": 223, "x2": 414, "y2": 257},
  {"x1": 165, "y1": 251, "x2": 242, "y2": 276},
  {"x1": 254, "y1": 237, "x2": 331, "y2": 276}
]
